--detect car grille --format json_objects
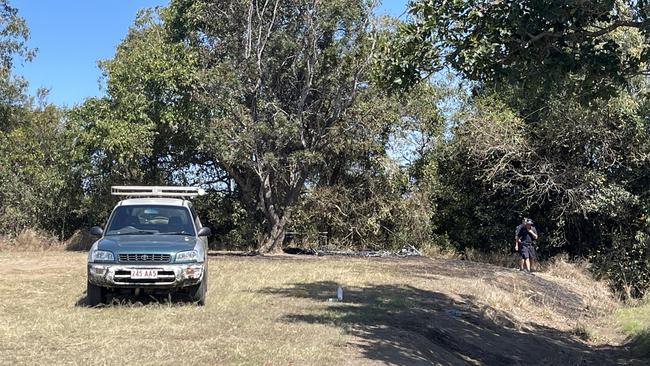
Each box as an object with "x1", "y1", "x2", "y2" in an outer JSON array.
[{"x1": 118, "y1": 253, "x2": 171, "y2": 263}]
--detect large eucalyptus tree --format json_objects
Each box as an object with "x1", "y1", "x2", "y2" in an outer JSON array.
[{"x1": 166, "y1": 0, "x2": 382, "y2": 252}]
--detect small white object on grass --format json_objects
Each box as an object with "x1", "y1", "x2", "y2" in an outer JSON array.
[{"x1": 337, "y1": 286, "x2": 343, "y2": 301}]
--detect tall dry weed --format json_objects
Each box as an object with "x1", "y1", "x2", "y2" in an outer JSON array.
[{"x1": 0, "y1": 229, "x2": 63, "y2": 251}]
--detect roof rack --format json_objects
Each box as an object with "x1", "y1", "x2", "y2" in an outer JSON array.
[{"x1": 111, "y1": 186, "x2": 206, "y2": 199}]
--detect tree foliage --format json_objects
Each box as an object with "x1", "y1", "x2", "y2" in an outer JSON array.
[
  {"x1": 0, "y1": 0, "x2": 34, "y2": 132},
  {"x1": 0, "y1": 101, "x2": 84, "y2": 237},
  {"x1": 66, "y1": 9, "x2": 222, "y2": 227},
  {"x1": 163, "y1": 0, "x2": 399, "y2": 252},
  {"x1": 291, "y1": 83, "x2": 441, "y2": 250},
  {"x1": 392, "y1": 0, "x2": 650, "y2": 297},
  {"x1": 389, "y1": 0, "x2": 650, "y2": 94},
  {"x1": 57, "y1": 2, "x2": 443, "y2": 253}
]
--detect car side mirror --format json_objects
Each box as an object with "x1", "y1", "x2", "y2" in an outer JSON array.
[
  {"x1": 90, "y1": 226, "x2": 104, "y2": 236},
  {"x1": 197, "y1": 227, "x2": 211, "y2": 237}
]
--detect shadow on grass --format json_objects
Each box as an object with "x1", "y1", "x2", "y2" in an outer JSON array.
[
  {"x1": 207, "y1": 251, "x2": 322, "y2": 261},
  {"x1": 391, "y1": 258, "x2": 592, "y2": 321},
  {"x1": 631, "y1": 330, "x2": 650, "y2": 358},
  {"x1": 261, "y1": 281, "x2": 634, "y2": 365},
  {"x1": 207, "y1": 251, "x2": 257, "y2": 257}
]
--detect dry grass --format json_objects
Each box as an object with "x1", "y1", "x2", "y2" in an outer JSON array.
[
  {"x1": 463, "y1": 248, "x2": 519, "y2": 268},
  {"x1": 0, "y1": 253, "x2": 356, "y2": 365},
  {"x1": 0, "y1": 229, "x2": 63, "y2": 251},
  {"x1": 0, "y1": 251, "x2": 643, "y2": 365},
  {"x1": 0, "y1": 228, "x2": 95, "y2": 252},
  {"x1": 63, "y1": 229, "x2": 96, "y2": 251},
  {"x1": 426, "y1": 248, "x2": 618, "y2": 322}
]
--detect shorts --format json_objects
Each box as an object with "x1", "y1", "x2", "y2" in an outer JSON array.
[{"x1": 520, "y1": 245, "x2": 535, "y2": 259}]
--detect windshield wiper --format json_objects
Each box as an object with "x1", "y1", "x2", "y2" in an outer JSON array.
[
  {"x1": 110, "y1": 230, "x2": 157, "y2": 236},
  {"x1": 159, "y1": 231, "x2": 194, "y2": 236}
]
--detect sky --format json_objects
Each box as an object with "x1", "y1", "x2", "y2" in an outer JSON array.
[{"x1": 13, "y1": 0, "x2": 409, "y2": 107}]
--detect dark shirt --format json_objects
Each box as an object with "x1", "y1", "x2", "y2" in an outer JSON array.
[{"x1": 516, "y1": 225, "x2": 537, "y2": 246}]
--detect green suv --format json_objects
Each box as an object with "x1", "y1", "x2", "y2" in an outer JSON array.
[{"x1": 86, "y1": 186, "x2": 210, "y2": 306}]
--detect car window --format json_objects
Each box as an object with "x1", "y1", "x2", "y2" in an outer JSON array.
[
  {"x1": 190, "y1": 207, "x2": 202, "y2": 228},
  {"x1": 105, "y1": 205, "x2": 196, "y2": 236}
]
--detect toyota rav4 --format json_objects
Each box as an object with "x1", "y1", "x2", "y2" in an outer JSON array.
[{"x1": 86, "y1": 186, "x2": 211, "y2": 306}]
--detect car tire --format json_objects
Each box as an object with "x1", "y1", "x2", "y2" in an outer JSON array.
[
  {"x1": 188, "y1": 277, "x2": 206, "y2": 306},
  {"x1": 87, "y1": 281, "x2": 107, "y2": 306}
]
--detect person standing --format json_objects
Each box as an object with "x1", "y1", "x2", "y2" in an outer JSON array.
[{"x1": 515, "y1": 218, "x2": 538, "y2": 273}]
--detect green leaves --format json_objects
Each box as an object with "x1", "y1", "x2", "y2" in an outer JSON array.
[
  {"x1": 376, "y1": 1, "x2": 650, "y2": 297},
  {"x1": 0, "y1": 102, "x2": 84, "y2": 237},
  {"x1": 389, "y1": 0, "x2": 650, "y2": 96}
]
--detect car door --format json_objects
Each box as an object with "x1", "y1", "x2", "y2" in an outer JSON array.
[{"x1": 190, "y1": 206, "x2": 208, "y2": 261}]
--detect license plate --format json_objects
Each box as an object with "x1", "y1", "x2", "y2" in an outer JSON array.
[{"x1": 131, "y1": 269, "x2": 158, "y2": 279}]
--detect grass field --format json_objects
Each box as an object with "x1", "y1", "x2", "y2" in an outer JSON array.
[{"x1": 0, "y1": 251, "x2": 646, "y2": 365}]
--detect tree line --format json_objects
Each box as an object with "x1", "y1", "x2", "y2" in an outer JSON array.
[{"x1": 0, "y1": 0, "x2": 648, "y2": 298}]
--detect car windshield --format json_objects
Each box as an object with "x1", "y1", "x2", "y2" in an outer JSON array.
[{"x1": 105, "y1": 205, "x2": 195, "y2": 236}]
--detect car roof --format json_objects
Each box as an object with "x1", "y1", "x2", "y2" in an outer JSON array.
[{"x1": 116, "y1": 198, "x2": 191, "y2": 208}]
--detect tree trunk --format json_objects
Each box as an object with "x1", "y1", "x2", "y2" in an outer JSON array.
[
  {"x1": 257, "y1": 214, "x2": 288, "y2": 254},
  {"x1": 255, "y1": 170, "x2": 303, "y2": 254},
  {"x1": 228, "y1": 161, "x2": 304, "y2": 255}
]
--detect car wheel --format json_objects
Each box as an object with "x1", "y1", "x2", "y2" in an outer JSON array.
[
  {"x1": 188, "y1": 278, "x2": 206, "y2": 306},
  {"x1": 87, "y1": 281, "x2": 107, "y2": 306}
]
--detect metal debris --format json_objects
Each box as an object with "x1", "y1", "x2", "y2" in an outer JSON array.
[
  {"x1": 283, "y1": 244, "x2": 422, "y2": 257},
  {"x1": 327, "y1": 286, "x2": 344, "y2": 302}
]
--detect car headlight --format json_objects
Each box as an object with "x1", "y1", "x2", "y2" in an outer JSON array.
[
  {"x1": 176, "y1": 250, "x2": 199, "y2": 262},
  {"x1": 90, "y1": 250, "x2": 114, "y2": 262}
]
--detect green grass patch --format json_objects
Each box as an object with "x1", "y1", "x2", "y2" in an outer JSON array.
[
  {"x1": 616, "y1": 302, "x2": 650, "y2": 357},
  {"x1": 617, "y1": 302, "x2": 650, "y2": 334}
]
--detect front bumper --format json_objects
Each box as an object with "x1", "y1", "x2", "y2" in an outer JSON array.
[{"x1": 88, "y1": 262, "x2": 204, "y2": 288}]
